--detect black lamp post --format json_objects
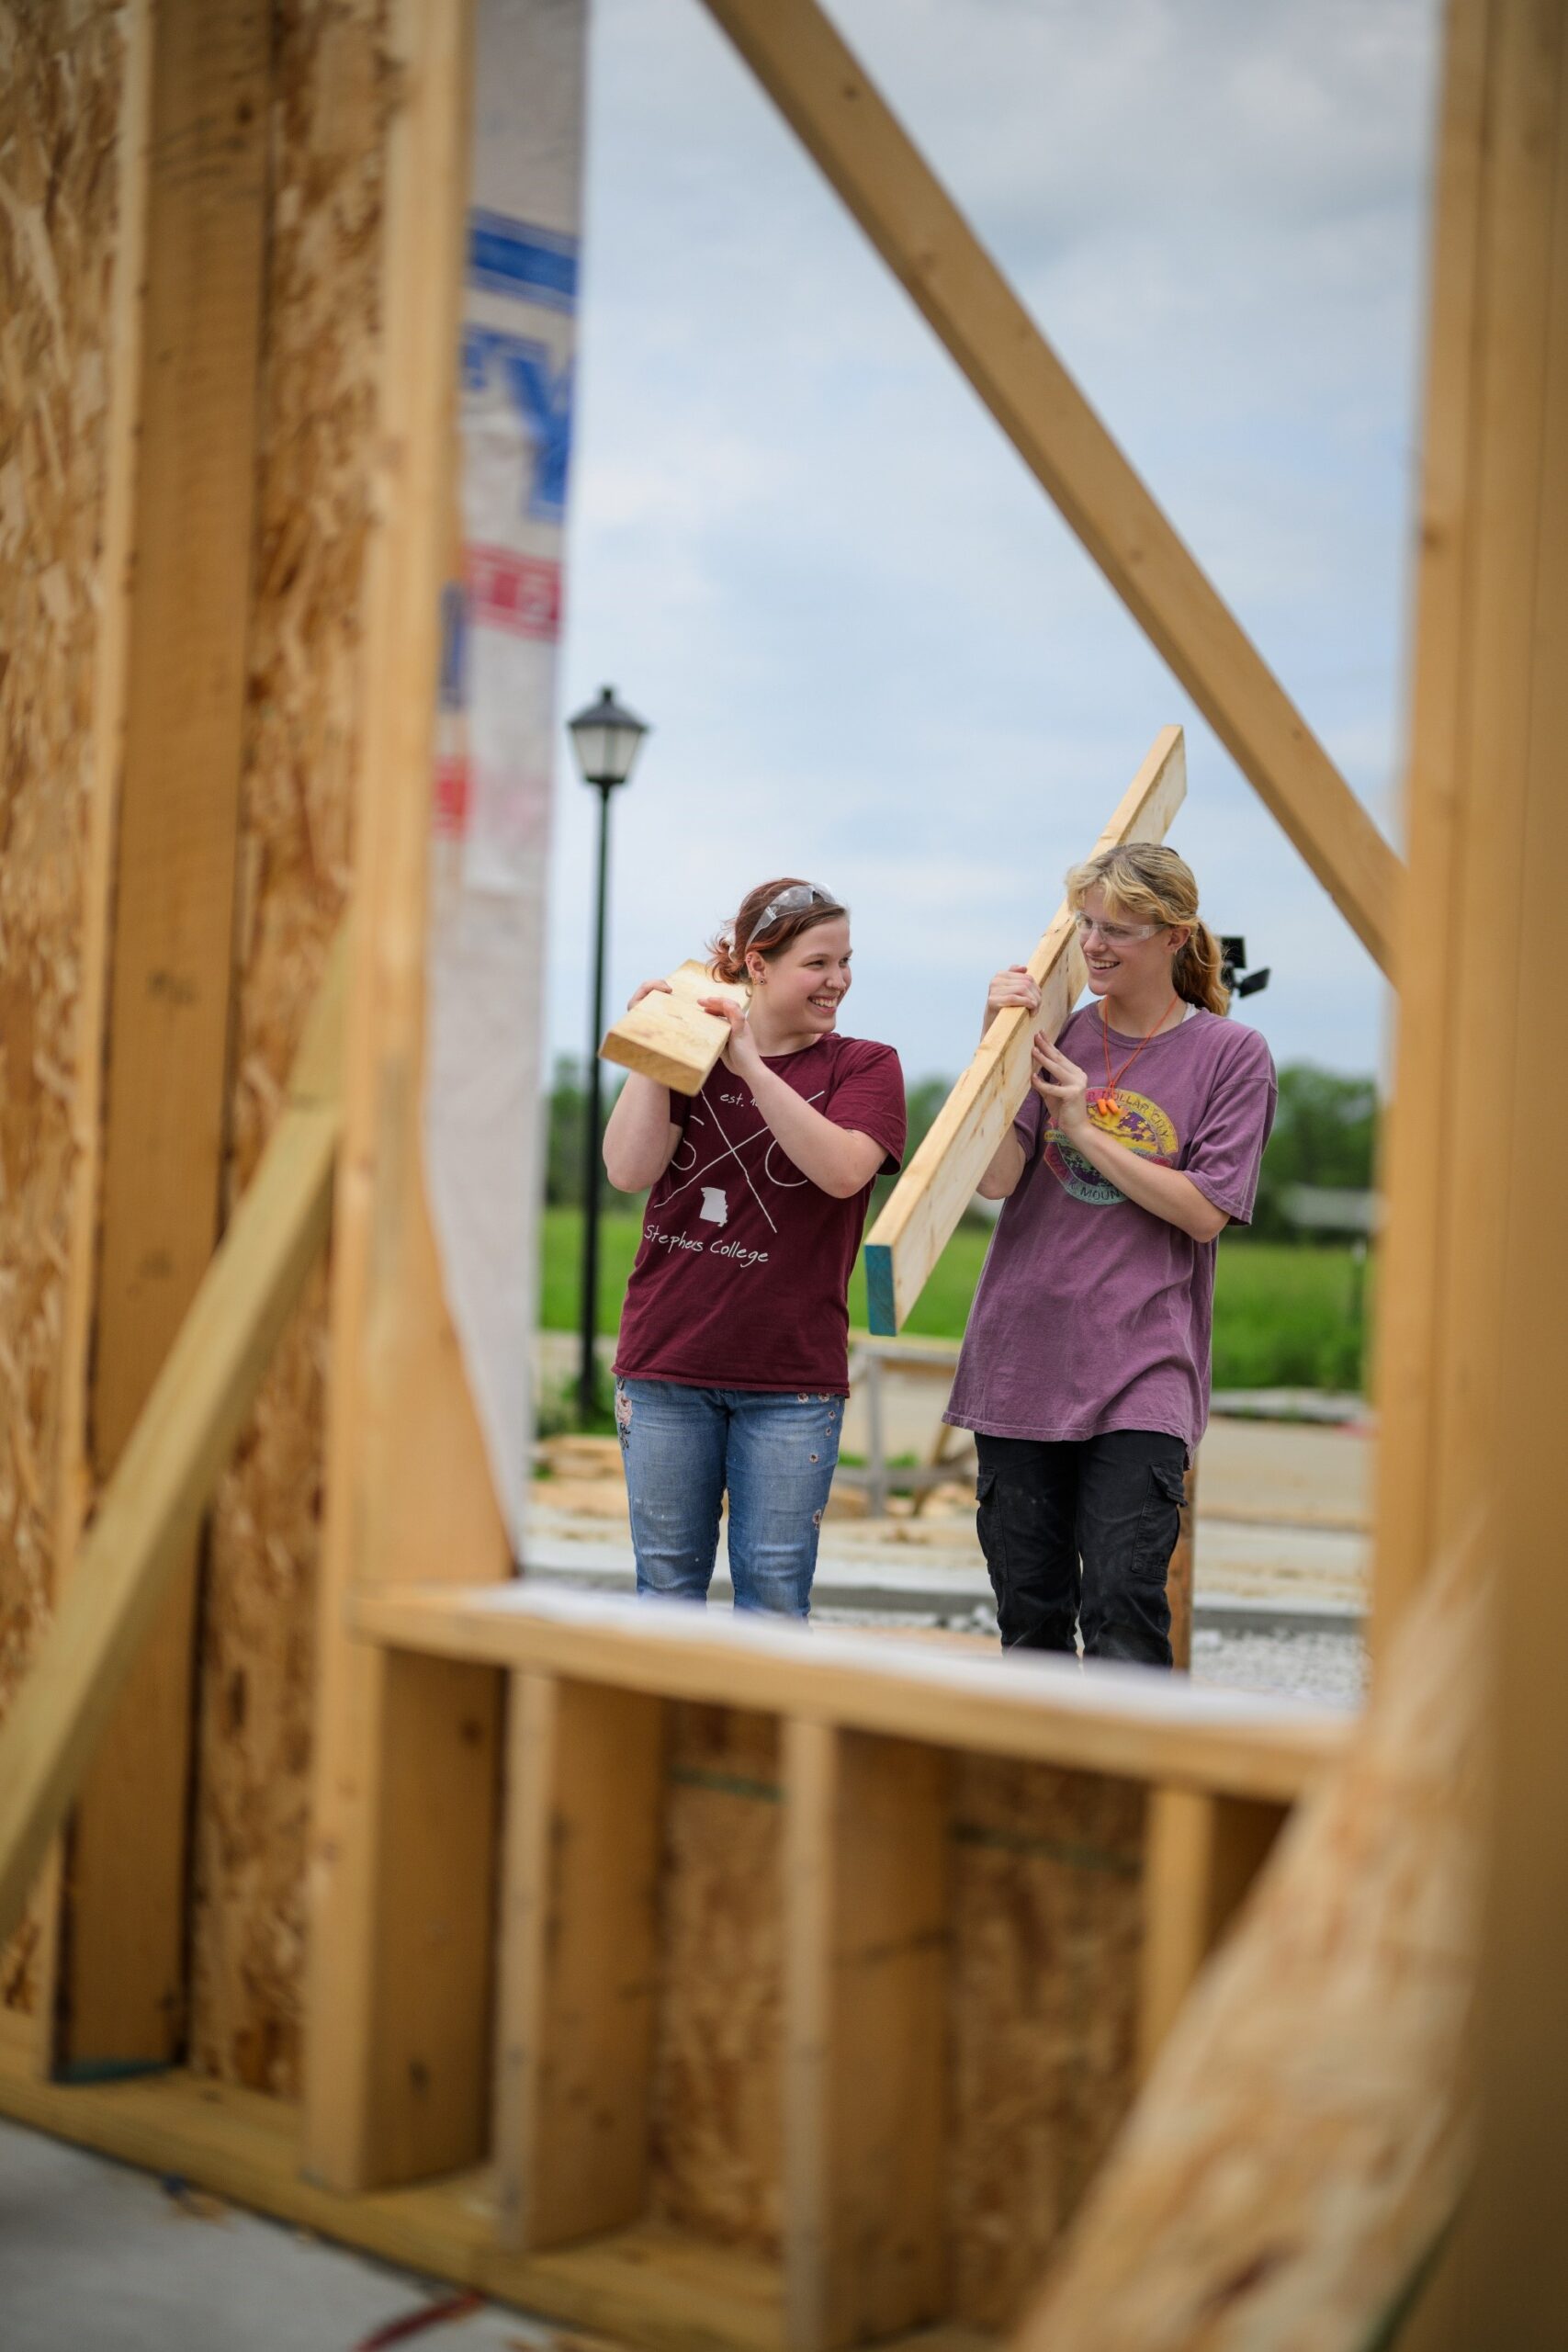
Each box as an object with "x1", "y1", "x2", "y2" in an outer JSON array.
[{"x1": 568, "y1": 685, "x2": 650, "y2": 1421}]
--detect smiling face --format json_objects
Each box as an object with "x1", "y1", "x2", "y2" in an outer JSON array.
[
  {"x1": 1075, "y1": 888, "x2": 1186, "y2": 1005},
  {"x1": 749, "y1": 916, "x2": 852, "y2": 1038}
]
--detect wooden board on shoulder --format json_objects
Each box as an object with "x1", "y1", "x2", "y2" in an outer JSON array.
[
  {"x1": 862, "y1": 727, "x2": 1186, "y2": 1333},
  {"x1": 600, "y1": 962, "x2": 750, "y2": 1095}
]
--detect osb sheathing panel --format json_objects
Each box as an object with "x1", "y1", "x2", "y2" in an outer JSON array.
[
  {"x1": 187, "y1": 0, "x2": 386, "y2": 2098},
  {"x1": 946, "y1": 1756, "x2": 1145, "y2": 2332},
  {"x1": 649, "y1": 1703, "x2": 784, "y2": 2258},
  {"x1": 0, "y1": 0, "x2": 123, "y2": 2023}
]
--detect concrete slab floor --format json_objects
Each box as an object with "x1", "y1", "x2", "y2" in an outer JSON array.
[{"x1": 0, "y1": 2119, "x2": 624, "y2": 2352}]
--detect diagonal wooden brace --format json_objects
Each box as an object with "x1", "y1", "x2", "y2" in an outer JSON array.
[
  {"x1": 863, "y1": 727, "x2": 1186, "y2": 1334},
  {"x1": 0, "y1": 933, "x2": 346, "y2": 1952},
  {"x1": 698, "y1": 0, "x2": 1400, "y2": 974}
]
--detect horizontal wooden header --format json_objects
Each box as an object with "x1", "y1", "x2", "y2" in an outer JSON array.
[{"x1": 350, "y1": 1581, "x2": 1350, "y2": 1803}]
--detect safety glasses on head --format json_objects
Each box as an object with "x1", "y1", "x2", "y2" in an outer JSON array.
[
  {"x1": 1072, "y1": 909, "x2": 1166, "y2": 947},
  {"x1": 758, "y1": 882, "x2": 837, "y2": 926}
]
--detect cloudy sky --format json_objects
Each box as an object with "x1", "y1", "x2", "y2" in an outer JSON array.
[{"x1": 547, "y1": 0, "x2": 1440, "y2": 1094}]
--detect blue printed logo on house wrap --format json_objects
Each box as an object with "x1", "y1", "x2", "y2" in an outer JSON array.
[{"x1": 467, "y1": 209, "x2": 579, "y2": 311}]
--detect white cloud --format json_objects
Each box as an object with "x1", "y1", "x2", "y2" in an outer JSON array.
[{"x1": 547, "y1": 0, "x2": 1440, "y2": 1088}]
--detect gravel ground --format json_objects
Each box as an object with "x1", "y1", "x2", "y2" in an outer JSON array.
[
  {"x1": 817, "y1": 1602, "x2": 1368, "y2": 1709},
  {"x1": 1190, "y1": 1623, "x2": 1367, "y2": 1707}
]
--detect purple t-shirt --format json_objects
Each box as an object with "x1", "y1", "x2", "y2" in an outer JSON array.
[{"x1": 943, "y1": 1004, "x2": 1276, "y2": 1453}]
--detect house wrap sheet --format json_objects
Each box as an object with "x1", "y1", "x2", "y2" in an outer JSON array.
[{"x1": 427, "y1": 0, "x2": 585, "y2": 1546}]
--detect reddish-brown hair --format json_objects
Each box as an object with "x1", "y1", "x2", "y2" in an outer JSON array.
[{"x1": 707, "y1": 877, "x2": 848, "y2": 986}]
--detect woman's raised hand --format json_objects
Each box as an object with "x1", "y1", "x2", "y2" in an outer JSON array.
[
  {"x1": 699, "y1": 993, "x2": 764, "y2": 1079},
  {"x1": 983, "y1": 964, "x2": 1042, "y2": 1035},
  {"x1": 1031, "y1": 1034, "x2": 1090, "y2": 1138},
  {"x1": 626, "y1": 978, "x2": 674, "y2": 1010}
]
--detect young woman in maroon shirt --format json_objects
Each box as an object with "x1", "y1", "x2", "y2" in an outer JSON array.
[{"x1": 603, "y1": 879, "x2": 906, "y2": 1616}]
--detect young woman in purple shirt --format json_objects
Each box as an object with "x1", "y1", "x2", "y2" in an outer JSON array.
[{"x1": 942, "y1": 843, "x2": 1276, "y2": 1668}]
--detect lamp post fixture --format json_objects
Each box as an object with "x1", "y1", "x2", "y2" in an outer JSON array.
[{"x1": 568, "y1": 685, "x2": 650, "y2": 1422}]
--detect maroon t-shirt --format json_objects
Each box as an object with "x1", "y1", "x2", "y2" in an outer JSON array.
[{"x1": 614, "y1": 1035, "x2": 906, "y2": 1394}]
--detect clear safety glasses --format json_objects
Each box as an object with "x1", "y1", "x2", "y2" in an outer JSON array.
[
  {"x1": 759, "y1": 882, "x2": 837, "y2": 925},
  {"x1": 1072, "y1": 909, "x2": 1166, "y2": 947}
]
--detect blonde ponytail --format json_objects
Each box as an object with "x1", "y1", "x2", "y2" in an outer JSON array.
[{"x1": 1173, "y1": 919, "x2": 1231, "y2": 1015}]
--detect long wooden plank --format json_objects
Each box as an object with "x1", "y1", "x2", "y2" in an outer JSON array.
[
  {"x1": 1368, "y1": 0, "x2": 1492, "y2": 1663},
  {"x1": 0, "y1": 946, "x2": 344, "y2": 1952},
  {"x1": 349, "y1": 1582, "x2": 1349, "y2": 1804},
  {"x1": 60, "y1": 0, "x2": 273, "y2": 2073},
  {"x1": 303, "y1": 0, "x2": 509, "y2": 2195},
  {"x1": 496, "y1": 1674, "x2": 666, "y2": 2251},
  {"x1": 784, "y1": 1723, "x2": 947, "y2": 2349},
  {"x1": 698, "y1": 0, "x2": 1401, "y2": 973},
  {"x1": 863, "y1": 727, "x2": 1185, "y2": 1332},
  {"x1": 1460, "y1": 0, "x2": 1568, "y2": 2331}
]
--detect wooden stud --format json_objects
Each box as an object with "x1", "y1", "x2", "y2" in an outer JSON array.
[
  {"x1": 863, "y1": 727, "x2": 1185, "y2": 1332},
  {"x1": 59, "y1": 0, "x2": 272, "y2": 2075},
  {"x1": 496, "y1": 1674, "x2": 666, "y2": 2251},
  {"x1": 599, "y1": 962, "x2": 750, "y2": 1095},
  {"x1": 697, "y1": 0, "x2": 1402, "y2": 972},
  {"x1": 1370, "y1": 0, "x2": 1520, "y2": 1661},
  {"x1": 1, "y1": 0, "x2": 157, "y2": 2086},
  {"x1": 0, "y1": 944, "x2": 345, "y2": 1953},
  {"x1": 784, "y1": 1721, "x2": 947, "y2": 2350},
  {"x1": 1167, "y1": 1453, "x2": 1197, "y2": 1673},
  {"x1": 1451, "y1": 0, "x2": 1568, "y2": 2333},
  {"x1": 1136, "y1": 1786, "x2": 1283, "y2": 2080},
  {"x1": 303, "y1": 0, "x2": 512, "y2": 2194},
  {"x1": 1417, "y1": 0, "x2": 1564, "y2": 1676},
  {"x1": 1011, "y1": 1538, "x2": 1484, "y2": 2347}
]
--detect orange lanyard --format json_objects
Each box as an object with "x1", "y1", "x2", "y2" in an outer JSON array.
[{"x1": 1090, "y1": 994, "x2": 1179, "y2": 1117}]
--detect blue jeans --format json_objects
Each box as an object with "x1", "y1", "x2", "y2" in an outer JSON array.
[{"x1": 614, "y1": 1378, "x2": 843, "y2": 1617}]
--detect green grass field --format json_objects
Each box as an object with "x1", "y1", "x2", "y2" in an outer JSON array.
[{"x1": 540, "y1": 1206, "x2": 1369, "y2": 1393}]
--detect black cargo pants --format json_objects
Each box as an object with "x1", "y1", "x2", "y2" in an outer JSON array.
[{"x1": 974, "y1": 1429, "x2": 1186, "y2": 1668}]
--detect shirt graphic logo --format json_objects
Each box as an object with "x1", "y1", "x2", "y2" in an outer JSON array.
[
  {"x1": 1045, "y1": 1086, "x2": 1179, "y2": 1206},
  {"x1": 655, "y1": 1089, "x2": 825, "y2": 1236}
]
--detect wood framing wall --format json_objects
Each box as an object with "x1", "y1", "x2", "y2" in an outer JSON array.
[
  {"x1": 1404, "y1": 0, "x2": 1568, "y2": 2335},
  {"x1": 652, "y1": 1705, "x2": 786, "y2": 2255},
  {"x1": 6, "y1": 5, "x2": 1460, "y2": 2345},
  {"x1": 946, "y1": 1756, "x2": 1143, "y2": 2330},
  {"x1": 539, "y1": 1699, "x2": 1148, "y2": 2330},
  {"x1": 0, "y1": 0, "x2": 392, "y2": 2095},
  {"x1": 0, "y1": 0, "x2": 128, "y2": 2052},
  {"x1": 63, "y1": 0, "x2": 273, "y2": 2077},
  {"x1": 189, "y1": 0, "x2": 388, "y2": 2102}
]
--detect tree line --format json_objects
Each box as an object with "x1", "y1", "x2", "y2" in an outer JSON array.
[{"x1": 543, "y1": 1057, "x2": 1378, "y2": 1244}]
